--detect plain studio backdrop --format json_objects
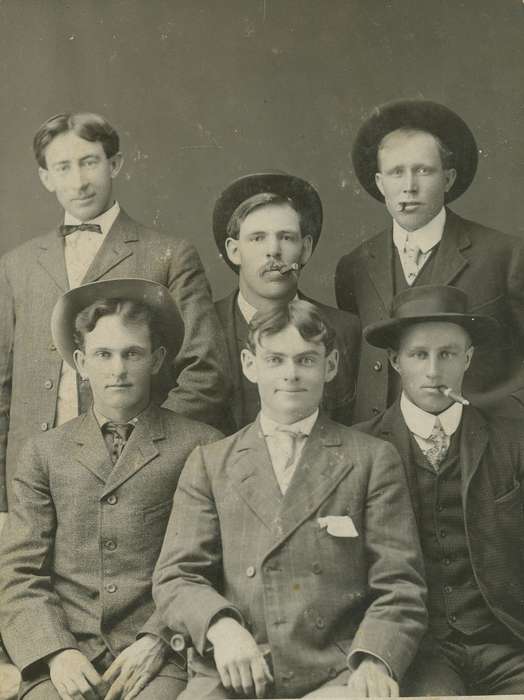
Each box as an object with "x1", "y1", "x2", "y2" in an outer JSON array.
[{"x1": 0, "y1": 0, "x2": 522, "y2": 305}]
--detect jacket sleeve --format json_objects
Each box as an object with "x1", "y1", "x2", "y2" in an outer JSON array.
[
  {"x1": 0, "y1": 438, "x2": 79, "y2": 672},
  {"x1": 347, "y1": 440, "x2": 428, "y2": 681},
  {"x1": 153, "y1": 445, "x2": 244, "y2": 655},
  {"x1": 330, "y1": 312, "x2": 361, "y2": 426},
  {"x1": 159, "y1": 239, "x2": 231, "y2": 431},
  {"x1": 0, "y1": 255, "x2": 15, "y2": 512}
]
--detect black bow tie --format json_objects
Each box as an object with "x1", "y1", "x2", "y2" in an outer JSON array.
[{"x1": 59, "y1": 223, "x2": 102, "y2": 237}]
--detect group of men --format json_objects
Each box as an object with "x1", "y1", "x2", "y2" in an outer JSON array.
[{"x1": 0, "y1": 98, "x2": 523, "y2": 700}]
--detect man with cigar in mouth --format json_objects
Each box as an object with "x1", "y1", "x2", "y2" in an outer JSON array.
[
  {"x1": 335, "y1": 99, "x2": 524, "y2": 422},
  {"x1": 213, "y1": 171, "x2": 360, "y2": 431},
  {"x1": 356, "y1": 284, "x2": 524, "y2": 696}
]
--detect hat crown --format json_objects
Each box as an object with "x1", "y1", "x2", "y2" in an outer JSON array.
[{"x1": 391, "y1": 285, "x2": 469, "y2": 320}]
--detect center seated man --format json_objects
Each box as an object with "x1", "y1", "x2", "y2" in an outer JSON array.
[
  {"x1": 0, "y1": 278, "x2": 222, "y2": 700},
  {"x1": 213, "y1": 172, "x2": 360, "y2": 430},
  {"x1": 153, "y1": 299, "x2": 427, "y2": 699}
]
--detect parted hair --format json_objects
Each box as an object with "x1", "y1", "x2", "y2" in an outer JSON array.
[
  {"x1": 246, "y1": 299, "x2": 337, "y2": 355},
  {"x1": 74, "y1": 299, "x2": 164, "y2": 352},
  {"x1": 34, "y1": 112, "x2": 120, "y2": 168},
  {"x1": 226, "y1": 192, "x2": 314, "y2": 241}
]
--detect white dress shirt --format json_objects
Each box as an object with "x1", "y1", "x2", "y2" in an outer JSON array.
[
  {"x1": 237, "y1": 290, "x2": 299, "y2": 323},
  {"x1": 55, "y1": 202, "x2": 120, "y2": 426},
  {"x1": 400, "y1": 392, "x2": 462, "y2": 454},
  {"x1": 393, "y1": 207, "x2": 446, "y2": 285},
  {"x1": 260, "y1": 409, "x2": 318, "y2": 494}
]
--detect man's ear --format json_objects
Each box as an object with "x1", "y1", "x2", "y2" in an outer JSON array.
[
  {"x1": 240, "y1": 348, "x2": 258, "y2": 385},
  {"x1": 444, "y1": 168, "x2": 457, "y2": 193},
  {"x1": 151, "y1": 345, "x2": 167, "y2": 375},
  {"x1": 39, "y1": 167, "x2": 55, "y2": 193},
  {"x1": 73, "y1": 349, "x2": 87, "y2": 380},
  {"x1": 225, "y1": 237, "x2": 241, "y2": 267},
  {"x1": 109, "y1": 152, "x2": 124, "y2": 179},
  {"x1": 375, "y1": 172, "x2": 385, "y2": 198},
  {"x1": 324, "y1": 348, "x2": 339, "y2": 383},
  {"x1": 387, "y1": 348, "x2": 401, "y2": 374},
  {"x1": 299, "y1": 235, "x2": 313, "y2": 267},
  {"x1": 464, "y1": 344, "x2": 474, "y2": 371}
]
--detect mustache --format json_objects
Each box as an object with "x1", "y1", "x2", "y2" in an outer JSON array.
[{"x1": 259, "y1": 260, "x2": 300, "y2": 276}]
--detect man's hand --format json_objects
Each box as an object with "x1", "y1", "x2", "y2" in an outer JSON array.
[
  {"x1": 207, "y1": 617, "x2": 273, "y2": 699},
  {"x1": 103, "y1": 634, "x2": 167, "y2": 700},
  {"x1": 48, "y1": 649, "x2": 107, "y2": 700},
  {"x1": 346, "y1": 656, "x2": 398, "y2": 697}
]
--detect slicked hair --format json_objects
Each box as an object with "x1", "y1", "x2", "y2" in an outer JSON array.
[
  {"x1": 226, "y1": 192, "x2": 314, "y2": 241},
  {"x1": 246, "y1": 299, "x2": 337, "y2": 355},
  {"x1": 34, "y1": 112, "x2": 120, "y2": 169}
]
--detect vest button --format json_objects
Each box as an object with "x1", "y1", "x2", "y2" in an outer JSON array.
[
  {"x1": 104, "y1": 540, "x2": 116, "y2": 551},
  {"x1": 312, "y1": 562, "x2": 322, "y2": 575},
  {"x1": 40, "y1": 422, "x2": 49, "y2": 431},
  {"x1": 443, "y1": 558, "x2": 451, "y2": 566},
  {"x1": 44, "y1": 379, "x2": 53, "y2": 389},
  {"x1": 106, "y1": 583, "x2": 117, "y2": 593},
  {"x1": 444, "y1": 585, "x2": 452, "y2": 594},
  {"x1": 449, "y1": 614, "x2": 457, "y2": 623},
  {"x1": 106, "y1": 495, "x2": 118, "y2": 505},
  {"x1": 373, "y1": 361, "x2": 383, "y2": 372},
  {"x1": 372, "y1": 408, "x2": 380, "y2": 415},
  {"x1": 48, "y1": 343, "x2": 56, "y2": 351},
  {"x1": 246, "y1": 565, "x2": 256, "y2": 578},
  {"x1": 439, "y1": 528, "x2": 447, "y2": 538}
]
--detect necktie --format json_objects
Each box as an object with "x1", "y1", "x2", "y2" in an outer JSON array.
[
  {"x1": 59, "y1": 223, "x2": 102, "y2": 237},
  {"x1": 102, "y1": 422, "x2": 135, "y2": 464},
  {"x1": 403, "y1": 233, "x2": 422, "y2": 285},
  {"x1": 423, "y1": 417, "x2": 450, "y2": 471},
  {"x1": 270, "y1": 427, "x2": 307, "y2": 494}
]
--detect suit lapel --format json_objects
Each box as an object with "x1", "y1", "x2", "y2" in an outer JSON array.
[
  {"x1": 459, "y1": 406, "x2": 489, "y2": 498},
  {"x1": 82, "y1": 210, "x2": 137, "y2": 283},
  {"x1": 36, "y1": 230, "x2": 69, "y2": 291},
  {"x1": 364, "y1": 229, "x2": 394, "y2": 315},
  {"x1": 226, "y1": 292, "x2": 245, "y2": 428},
  {"x1": 102, "y1": 404, "x2": 163, "y2": 496},
  {"x1": 430, "y1": 209, "x2": 471, "y2": 285},
  {"x1": 71, "y1": 411, "x2": 114, "y2": 483}
]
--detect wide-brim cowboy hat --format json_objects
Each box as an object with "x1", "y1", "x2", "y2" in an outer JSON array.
[
  {"x1": 213, "y1": 171, "x2": 323, "y2": 272},
  {"x1": 51, "y1": 278, "x2": 185, "y2": 369},
  {"x1": 352, "y1": 99, "x2": 478, "y2": 203},
  {"x1": 364, "y1": 285, "x2": 499, "y2": 349}
]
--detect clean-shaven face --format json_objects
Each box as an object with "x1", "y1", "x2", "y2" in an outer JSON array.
[
  {"x1": 241, "y1": 324, "x2": 338, "y2": 424},
  {"x1": 375, "y1": 129, "x2": 456, "y2": 231},
  {"x1": 39, "y1": 131, "x2": 123, "y2": 221},
  {"x1": 74, "y1": 314, "x2": 165, "y2": 421},
  {"x1": 225, "y1": 202, "x2": 312, "y2": 308},
  {"x1": 388, "y1": 321, "x2": 473, "y2": 414}
]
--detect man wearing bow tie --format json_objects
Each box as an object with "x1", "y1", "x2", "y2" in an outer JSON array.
[
  {"x1": 356, "y1": 284, "x2": 524, "y2": 695},
  {"x1": 153, "y1": 300, "x2": 426, "y2": 698},
  {"x1": 0, "y1": 111, "x2": 229, "y2": 532}
]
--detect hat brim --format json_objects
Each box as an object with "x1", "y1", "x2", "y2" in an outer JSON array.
[
  {"x1": 51, "y1": 278, "x2": 185, "y2": 369},
  {"x1": 213, "y1": 172, "x2": 323, "y2": 272},
  {"x1": 352, "y1": 99, "x2": 478, "y2": 203},
  {"x1": 364, "y1": 313, "x2": 500, "y2": 350}
]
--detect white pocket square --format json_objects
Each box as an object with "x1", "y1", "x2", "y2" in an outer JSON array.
[{"x1": 317, "y1": 515, "x2": 358, "y2": 538}]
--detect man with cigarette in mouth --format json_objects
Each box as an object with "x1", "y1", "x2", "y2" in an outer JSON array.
[
  {"x1": 213, "y1": 171, "x2": 360, "y2": 430},
  {"x1": 335, "y1": 99, "x2": 524, "y2": 422},
  {"x1": 356, "y1": 284, "x2": 524, "y2": 696}
]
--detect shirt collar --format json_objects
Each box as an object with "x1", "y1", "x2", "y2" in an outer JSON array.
[
  {"x1": 237, "y1": 290, "x2": 299, "y2": 323},
  {"x1": 93, "y1": 404, "x2": 142, "y2": 429},
  {"x1": 260, "y1": 409, "x2": 319, "y2": 437},
  {"x1": 393, "y1": 207, "x2": 446, "y2": 255},
  {"x1": 400, "y1": 392, "x2": 462, "y2": 440},
  {"x1": 64, "y1": 200, "x2": 120, "y2": 237}
]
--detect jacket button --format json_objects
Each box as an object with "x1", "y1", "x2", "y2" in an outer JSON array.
[
  {"x1": 444, "y1": 585, "x2": 452, "y2": 594},
  {"x1": 373, "y1": 361, "x2": 382, "y2": 372},
  {"x1": 106, "y1": 495, "x2": 118, "y2": 505},
  {"x1": 449, "y1": 614, "x2": 457, "y2": 623},
  {"x1": 44, "y1": 379, "x2": 53, "y2": 389},
  {"x1": 328, "y1": 667, "x2": 338, "y2": 679},
  {"x1": 440, "y1": 529, "x2": 447, "y2": 538},
  {"x1": 443, "y1": 558, "x2": 451, "y2": 566},
  {"x1": 171, "y1": 634, "x2": 186, "y2": 652},
  {"x1": 312, "y1": 562, "x2": 322, "y2": 574},
  {"x1": 104, "y1": 540, "x2": 116, "y2": 551},
  {"x1": 48, "y1": 343, "x2": 56, "y2": 351},
  {"x1": 372, "y1": 408, "x2": 380, "y2": 416},
  {"x1": 246, "y1": 566, "x2": 256, "y2": 578},
  {"x1": 106, "y1": 583, "x2": 117, "y2": 593},
  {"x1": 40, "y1": 422, "x2": 49, "y2": 431},
  {"x1": 315, "y1": 616, "x2": 325, "y2": 629}
]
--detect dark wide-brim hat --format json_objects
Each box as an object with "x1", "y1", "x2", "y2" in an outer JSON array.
[
  {"x1": 213, "y1": 171, "x2": 323, "y2": 272},
  {"x1": 352, "y1": 99, "x2": 478, "y2": 203},
  {"x1": 364, "y1": 285, "x2": 499, "y2": 349},
  {"x1": 51, "y1": 278, "x2": 185, "y2": 369}
]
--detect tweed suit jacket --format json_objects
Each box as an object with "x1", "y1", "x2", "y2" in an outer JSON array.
[
  {"x1": 0, "y1": 209, "x2": 229, "y2": 510},
  {"x1": 153, "y1": 414, "x2": 427, "y2": 697},
  {"x1": 335, "y1": 209, "x2": 524, "y2": 422},
  {"x1": 214, "y1": 290, "x2": 361, "y2": 431},
  {"x1": 0, "y1": 404, "x2": 222, "y2": 679},
  {"x1": 356, "y1": 401, "x2": 524, "y2": 641}
]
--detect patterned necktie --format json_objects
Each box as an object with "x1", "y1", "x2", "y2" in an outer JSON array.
[
  {"x1": 102, "y1": 422, "x2": 135, "y2": 464},
  {"x1": 403, "y1": 233, "x2": 422, "y2": 285},
  {"x1": 423, "y1": 417, "x2": 450, "y2": 471},
  {"x1": 59, "y1": 223, "x2": 102, "y2": 237}
]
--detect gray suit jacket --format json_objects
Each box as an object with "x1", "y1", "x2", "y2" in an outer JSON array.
[
  {"x1": 0, "y1": 209, "x2": 229, "y2": 509},
  {"x1": 153, "y1": 414, "x2": 427, "y2": 697},
  {"x1": 0, "y1": 404, "x2": 221, "y2": 677}
]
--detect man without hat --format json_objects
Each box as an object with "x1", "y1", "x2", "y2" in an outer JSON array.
[
  {"x1": 153, "y1": 299, "x2": 427, "y2": 699},
  {"x1": 336, "y1": 99, "x2": 524, "y2": 422},
  {"x1": 0, "y1": 278, "x2": 222, "y2": 699},
  {"x1": 356, "y1": 284, "x2": 524, "y2": 695},
  {"x1": 213, "y1": 171, "x2": 360, "y2": 431},
  {"x1": 0, "y1": 111, "x2": 229, "y2": 532}
]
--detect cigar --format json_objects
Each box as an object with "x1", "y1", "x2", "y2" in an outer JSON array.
[
  {"x1": 396, "y1": 202, "x2": 406, "y2": 212},
  {"x1": 439, "y1": 386, "x2": 470, "y2": 406},
  {"x1": 278, "y1": 263, "x2": 300, "y2": 275}
]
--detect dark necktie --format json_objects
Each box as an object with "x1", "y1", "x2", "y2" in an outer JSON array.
[
  {"x1": 102, "y1": 422, "x2": 135, "y2": 464},
  {"x1": 59, "y1": 223, "x2": 102, "y2": 237}
]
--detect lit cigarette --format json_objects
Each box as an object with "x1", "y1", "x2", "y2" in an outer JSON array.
[
  {"x1": 439, "y1": 386, "x2": 470, "y2": 406},
  {"x1": 279, "y1": 263, "x2": 299, "y2": 275}
]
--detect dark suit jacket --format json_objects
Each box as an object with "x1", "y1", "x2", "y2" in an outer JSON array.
[
  {"x1": 153, "y1": 414, "x2": 427, "y2": 697},
  {"x1": 0, "y1": 404, "x2": 221, "y2": 681},
  {"x1": 0, "y1": 209, "x2": 229, "y2": 509},
  {"x1": 214, "y1": 290, "x2": 361, "y2": 431},
  {"x1": 355, "y1": 402, "x2": 524, "y2": 642},
  {"x1": 335, "y1": 209, "x2": 524, "y2": 422}
]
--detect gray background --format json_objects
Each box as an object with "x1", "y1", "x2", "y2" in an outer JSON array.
[{"x1": 0, "y1": 0, "x2": 522, "y2": 305}]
